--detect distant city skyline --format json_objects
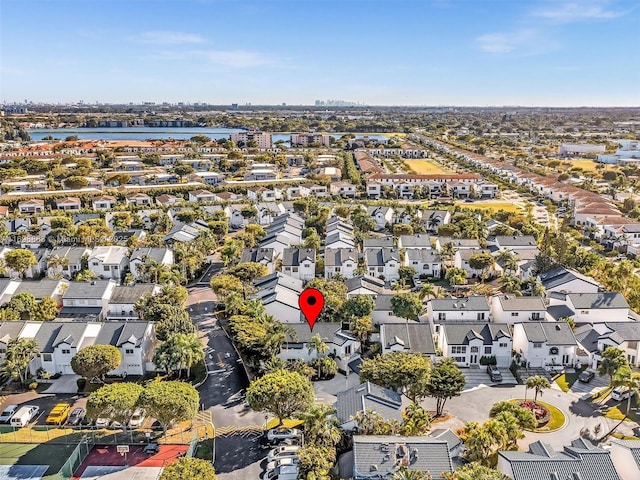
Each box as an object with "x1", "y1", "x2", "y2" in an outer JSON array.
[{"x1": 1, "y1": 0, "x2": 639, "y2": 107}]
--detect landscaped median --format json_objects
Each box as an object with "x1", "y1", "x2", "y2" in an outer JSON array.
[{"x1": 509, "y1": 399, "x2": 567, "y2": 433}]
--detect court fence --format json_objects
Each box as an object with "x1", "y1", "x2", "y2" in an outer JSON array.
[{"x1": 53, "y1": 435, "x2": 95, "y2": 480}]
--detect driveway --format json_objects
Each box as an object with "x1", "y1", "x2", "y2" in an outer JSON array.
[
  {"x1": 569, "y1": 372, "x2": 609, "y2": 399},
  {"x1": 42, "y1": 375, "x2": 80, "y2": 394},
  {"x1": 461, "y1": 367, "x2": 517, "y2": 391}
]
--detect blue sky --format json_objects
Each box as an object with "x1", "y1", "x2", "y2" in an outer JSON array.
[{"x1": 1, "y1": 0, "x2": 639, "y2": 106}]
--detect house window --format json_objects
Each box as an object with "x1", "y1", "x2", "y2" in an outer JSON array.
[
  {"x1": 580, "y1": 310, "x2": 589, "y2": 315},
  {"x1": 485, "y1": 347, "x2": 492, "y2": 354},
  {"x1": 335, "y1": 267, "x2": 341, "y2": 272},
  {"x1": 378, "y1": 267, "x2": 384, "y2": 272},
  {"x1": 42, "y1": 353, "x2": 53, "y2": 362},
  {"x1": 293, "y1": 267, "x2": 299, "y2": 272},
  {"x1": 285, "y1": 267, "x2": 291, "y2": 271},
  {"x1": 511, "y1": 312, "x2": 519, "y2": 317},
  {"x1": 61, "y1": 349, "x2": 70, "y2": 355},
  {"x1": 103, "y1": 266, "x2": 110, "y2": 272},
  {"x1": 454, "y1": 357, "x2": 466, "y2": 363},
  {"x1": 345, "y1": 345, "x2": 352, "y2": 355},
  {"x1": 471, "y1": 347, "x2": 479, "y2": 353},
  {"x1": 125, "y1": 349, "x2": 134, "y2": 355},
  {"x1": 499, "y1": 343, "x2": 508, "y2": 348},
  {"x1": 533, "y1": 343, "x2": 543, "y2": 349},
  {"x1": 438, "y1": 313, "x2": 446, "y2": 321},
  {"x1": 451, "y1": 346, "x2": 466, "y2": 354},
  {"x1": 531, "y1": 313, "x2": 541, "y2": 320}
]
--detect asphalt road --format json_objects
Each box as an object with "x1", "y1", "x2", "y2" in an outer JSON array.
[{"x1": 187, "y1": 286, "x2": 268, "y2": 480}]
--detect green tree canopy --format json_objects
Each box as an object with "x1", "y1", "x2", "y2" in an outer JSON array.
[
  {"x1": 390, "y1": 292, "x2": 423, "y2": 320},
  {"x1": 426, "y1": 358, "x2": 466, "y2": 417},
  {"x1": 209, "y1": 274, "x2": 243, "y2": 300},
  {"x1": 159, "y1": 457, "x2": 217, "y2": 480},
  {"x1": 444, "y1": 463, "x2": 508, "y2": 480},
  {"x1": 341, "y1": 295, "x2": 375, "y2": 320},
  {"x1": 31, "y1": 297, "x2": 59, "y2": 321},
  {"x1": 143, "y1": 304, "x2": 194, "y2": 341},
  {"x1": 360, "y1": 351, "x2": 431, "y2": 403},
  {"x1": 138, "y1": 381, "x2": 199, "y2": 435},
  {"x1": 86, "y1": 382, "x2": 143, "y2": 426},
  {"x1": 246, "y1": 369, "x2": 315, "y2": 424},
  {"x1": 228, "y1": 262, "x2": 268, "y2": 284},
  {"x1": 71, "y1": 345, "x2": 121, "y2": 382},
  {"x1": 598, "y1": 346, "x2": 629, "y2": 385},
  {"x1": 306, "y1": 278, "x2": 348, "y2": 322},
  {"x1": 4, "y1": 249, "x2": 37, "y2": 278}
]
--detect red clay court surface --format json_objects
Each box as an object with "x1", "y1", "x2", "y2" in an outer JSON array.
[{"x1": 72, "y1": 444, "x2": 188, "y2": 479}]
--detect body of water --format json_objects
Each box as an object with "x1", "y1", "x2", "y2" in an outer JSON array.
[{"x1": 27, "y1": 127, "x2": 388, "y2": 145}]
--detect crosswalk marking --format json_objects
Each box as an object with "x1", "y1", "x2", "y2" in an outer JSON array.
[{"x1": 214, "y1": 425, "x2": 263, "y2": 437}]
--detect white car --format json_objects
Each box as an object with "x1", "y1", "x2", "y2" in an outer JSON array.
[
  {"x1": 267, "y1": 445, "x2": 300, "y2": 462},
  {"x1": 266, "y1": 428, "x2": 302, "y2": 442},
  {"x1": 266, "y1": 456, "x2": 299, "y2": 472},
  {"x1": 262, "y1": 465, "x2": 298, "y2": 480},
  {"x1": 128, "y1": 409, "x2": 145, "y2": 429},
  {"x1": 612, "y1": 386, "x2": 634, "y2": 401},
  {"x1": 0, "y1": 405, "x2": 18, "y2": 424},
  {"x1": 95, "y1": 417, "x2": 111, "y2": 428}
]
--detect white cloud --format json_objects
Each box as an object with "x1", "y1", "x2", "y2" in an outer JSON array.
[
  {"x1": 532, "y1": 1, "x2": 626, "y2": 23},
  {"x1": 132, "y1": 31, "x2": 205, "y2": 45},
  {"x1": 149, "y1": 49, "x2": 274, "y2": 69},
  {"x1": 476, "y1": 29, "x2": 557, "y2": 55}
]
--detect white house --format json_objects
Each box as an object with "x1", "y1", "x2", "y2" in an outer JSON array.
[
  {"x1": 279, "y1": 322, "x2": 360, "y2": 372},
  {"x1": 397, "y1": 234, "x2": 432, "y2": 250},
  {"x1": 55, "y1": 197, "x2": 82, "y2": 211},
  {"x1": 335, "y1": 382, "x2": 404, "y2": 431},
  {"x1": 538, "y1": 266, "x2": 601, "y2": 295},
  {"x1": 330, "y1": 181, "x2": 357, "y2": 198},
  {"x1": 324, "y1": 248, "x2": 359, "y2": 279},
  {"x1": 251, "y1": 273, "x2": 303, "y2": 323},
  {"x1": 88, "y1": 246, "x2": 129, "y2": 280},
  {"x1": 95, "y1": 321, "x2": 157, "y2": 375},
  {"x1": 491, "y1": 295, "x2": 546, "y2": 324},
  {"x1": 240, "y1": 247, "x2": 276, "y2": 274},
  {"x1": 129, "y1": 247, "x2": 174, "y2": 281},
  {"x1": 345, "y1": 276, "x2": 386, "y2": 297},
  {"x1": 46, "y1": 246, "x2": 91, "y2": 279},
  {"x1": 18, "y1": 199, "x2": 45, "y2": 214},
  {"x1": 366, "y1": 247, "x2": 400, "y2": 282},
  {"x1": 92, "y1": 196, "x2": 117, "y2": 211},
  {"x1": 379, "y1": 322, "x2": 436, "y2": 357},
  {"x1": 435, "y1": 322, "x2": 513, "y2": 368},
  {"x1": 427, "y1": 297, "x2": 491, "y2": 323},
  {"x1": 59, "y1": 280, "x2": 117, "y2": 321},
  {"x1": 560, "y1": 292, "x2": 629, "y2": 323},
  {"x1": 373, "y1": 294, "x2": 408, "y2": 324},
  {"x1": 367, "y1": 206, "x2": 394, "y2": 231},
  {"x1": 593, "y1": 322, "x2": 640, "y2": 368},
  {"x1": 512, "y1": 322, "x2": 579, "y2": 368},
  {"x1": 282, "y1": 248, "x2": 316, "y2": 281},
  {"x1": 108, "y1": 284, "x2": 161, "y2": 320},
  {"x1": 404, "y1": 249, "x2": 442, "y2": 278}
]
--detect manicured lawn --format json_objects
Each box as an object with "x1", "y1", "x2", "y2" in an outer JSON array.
[
  {"x1": 403, "y1": 159, "x2": 452, "y2": 174},
  {"x1": 510, "y1": 399, "x2": 567, "y2": 433},
  {"x1": 458, "y1": 201, "x2": 523, "y2": 213},
  {"x1": 553, "y1": 371, "x2": 580, "y2": 393},
  {"x1": 604, "y1": 403, "x2": 640, "y2": 424}
]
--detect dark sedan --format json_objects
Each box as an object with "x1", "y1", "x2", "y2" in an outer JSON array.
[
  {"x1": 66, "y1": 408, "x2": 86, "y2": 426},
  {"x1": 578, "y1": 370, "x2": 596, "y2": 383}
]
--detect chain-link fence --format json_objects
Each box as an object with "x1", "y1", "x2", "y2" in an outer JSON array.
[{"x1": 53, "y1": 435, "x2": 94, "y2": 480}]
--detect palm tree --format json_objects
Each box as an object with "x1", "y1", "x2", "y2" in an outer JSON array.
[
  {"x1": 299, "y1": 404, "x2": 341, "y2": 448},
  {"x1": 173, "y1": 333, "x2": 205, "y2": 379},
  {"x1": 499, "y1": 275, "x2": 523, "y2": 296},
  {"x1": 308, "y1": 334, "x2": 329, "y2": 358},
  {"x1": 392, "y1": 469, "x2": 432, "y2": 480},
  {"x1": 527, "y1": 278, "x2": 546, "y2": 297},
  {"x1": 0, "y1": 338, "x2": 40, "y2": 384},
  {"x1": 525, "y1": 375, "x2": 551, "y2": 404},
  {"x1": 497, "y1": 249, "x2": 519, "y2": 276},
  {"x1": 439, "y1": 242, "x2": 457, "y2": 268},
  {"x1": 420, "y1": 283, "x2": 437, "y2": 300},
  {"x1": 461, "y1": 421, "x2": 494, "y2": 465},
  {"x1": 46, "y1": 254, "x2": 69, "y2": 276}
]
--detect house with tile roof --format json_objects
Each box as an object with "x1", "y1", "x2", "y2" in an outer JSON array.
[
  {"x1": 335, "y1": 382, "x2": 404, "y2": 430},
  {"x1": 435, "y1": 322, "x2": 513, "y2": 367},
  {"x1": 92, "y1": 195, "x2": 117, "y2": 211},
  {"x1": 55, "y1": 197, "x2": 82, "y2": 211},
  {"x1": 513, "y1": 321, "x2": 579, "y2": 368},
  {"x1": 18, "y1": 199, "x2": 45, "y2": 214},
  {"x1": 351, "y1": 435, "x2": 453, "y2": 480},
  {"x1": 498, "y1": 438, "x2": 620, "y2": 480}
]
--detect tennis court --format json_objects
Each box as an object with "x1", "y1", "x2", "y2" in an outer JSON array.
[{"x1": 0, "y1": 443, "x2": 77, "y2": 480}]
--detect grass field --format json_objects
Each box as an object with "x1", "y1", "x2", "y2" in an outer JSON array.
[
  {"x1": 567, "y1": 159, "x2": 619, "y2": 173},
  {"x1": 403, "y1": 159, "x2": 451, "y2": 174},
  {"x1": 553, "y1": 371, "x2": 580, "y2": 393},
  {"x1": 458, "y1": 201, "x2": 523, "y2": 213},
  {"x1": 0, "y1": 443, "x2": 77, "y2": 479}
]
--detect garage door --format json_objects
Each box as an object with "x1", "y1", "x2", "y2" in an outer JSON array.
[{"x1": 61, "y1": 364, "x2": 74, "y2": 375}]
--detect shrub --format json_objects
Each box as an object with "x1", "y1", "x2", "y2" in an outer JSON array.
[
  {"x1": 28, "y1": 381, "x2": 38, "y2": 390},
  {"x1": 480, "y1": 355, "x2": 497, "y2": 366}
]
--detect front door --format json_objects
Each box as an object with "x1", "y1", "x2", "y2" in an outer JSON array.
[
  {"x1": 562, "y1": 354, "x2": 569, "y2": 365},
  {"x1": 470, "y1": 355, "x2": 478, "y2": 364}
]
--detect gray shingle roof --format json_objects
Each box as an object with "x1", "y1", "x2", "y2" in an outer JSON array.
[
  {"x1": 379, "y1": 323, "x2": 436, "y2": 355},
  {"x1": 521, "y1": 322, "x2": 577, "y2": 346},
  {"x1": 538, "y1": 266, "x2": 601, "y2": 290},
  {"x1": 546, "y1": 305, "x2": 576, "y2": 321},
  {"x1": 64, "y1": 280, "x2": 113, "y2": 299},
  {"x1": 345, "y1": 276, "x2": 385, "y2": 294},
  {"x1": 568, "y1": 293, "x2": 629, "y2": 310},
  {"x1": 365, "y1": 247, "x2": 400, "y2": 266},
  {"x1": 429, "y1": 429, "x2": 462, "y2": 453},
  {"x1": 438, "y1": 237, "x2": 481, "y2": 249},
  {"x1": 130, "y1": 247, "x2": 171, "y2": 264},
  {"x1": 284, "y1": 322, "x2": 350, "y2": 345},
  {"x1": 495, "y1": 235, "x2": 538, "y2": 247},
  {"x1": 109, "y1": 284, "x2": 157, "y2": 304},
  {"x1": 325, "y1": 231, "x2": 356, "y2": 248},
  {"x1": 495, "y1": 295, "x2": 546, "y2": 311},
  {"x1": 48, "y1": 246, "x2": 90, "y2": 265},
  {"x1": 430, "y1": 296, "x2": 490, "y2": 312},
  {"x1": 363, "y1": 237, "x2": 395, "y2": 249},
  {"x1": 335, "y1": 382, "x2": 402, "y2": 424},
  {"x1": 0, "y1": 321, "x2": 25, "y2": 345},
  {"x1": 32, "y1": 321, "x2": 89, "y2": 353},
  {"x1": 600, "y1": 322, "x2": 640, "y2": 343},
  {"x1": 282, "y1": 248, "x2": 315, "y2": 267},
  {"x1": 324, "y1": 248, "x2": 358, "y2": 267},
  {"x1": 399, "y1": 234, "x2": 432, "y2": 249},
  {"x1": 94, "y1": 321, "x2": 151, "y2": 347},
  {"x1": 353, "y1": 435, "x2": 452, "y2": 480},
  {"x1": 442, "y1": 323, "x2": 511, "y2": 346},
  {"x1": 405, "y1": 249, "x2": 441, "y2": 263},
  {"x1": 240, "y1": 247, "x2": 275, "y2": 264},
  {"x1": 499, "y1": 438, "x2": 620, "y2": 480},
  {"x1": 14, "y1": 279, "x2": 68, "y2": 300}
]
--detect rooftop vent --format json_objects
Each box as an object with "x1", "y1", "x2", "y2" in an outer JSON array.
[
  {"x1": 556, "y1": 325, "x2": 562, "y2": 330},
  {"x1": 370, "y1": 465, "x2": 378, "y2": 472}
]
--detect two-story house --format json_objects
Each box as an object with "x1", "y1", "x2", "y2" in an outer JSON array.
[
  {"x1": 335, "y1": 382, "x2": 403, "y2": 431},
  {"x1": 404, "y1": 249, "x2": 442, "y2": 278},
  {"x1": 88, "y1": 246, "x2": 129, "y2": 280},
  {"x1": 128, "y1": 247, "x2": 174, "y2": 281},
  {"x1": 491, "y1": 295, "x2": 546, "y2": 324},
  {"x1": 367, "y1": 206, "x2": 394, "y2": 231},
  {"x1": 366, "y1": 248, "x2": 400, "y2": 282},
  {"x1": 427, "y1": 297, "x2": 491, "y2": 323},
  {"x1": 282, "y1": 248, "x2": 316, "y2": 281},
  {"x1": 240, "y1": 247, "x2": 276, "y2": 274},
  {"x1": 107, "y1": 284, "x2": 161, "y2": 320},
  {"x1": 379, "y1": 322, "x2": 436, "y2": 357},
  {"x1": 59, "y1": 280, "x2": 117, "y2": 321},
  {"x1": 251, "y1": 273, "x2": 303, "y2": 323},
  {"x1": 554, "y1": 292, "x2": 630, "y2": 323},
  {"x1": 94, "y1": 321, "x2": 157, "y2": 376},
  {"x1": 324, "y1": 248, "x2": 359, "y2": 279},
  {"x1": 435, "y1": 322, "x2": 513, "y2": 367},
  {"x1": 512, "y1": 321, "x2": 579, "y2": 368}
]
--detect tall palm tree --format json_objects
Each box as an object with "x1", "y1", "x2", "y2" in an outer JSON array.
[
  {"x1": 613, "y1": 366, "x2": 640, "y2": 419},
  {"x1": 499, "y1": 275, "x2": 523, "y2": 296},
  {"x1": 525, "y1": 376, "x2": 550, "y2": 404},
  {"x1": 307, "y1": 334, "x2": 329, "y2": 358},
  {"x1": 300, "y1": 404, "x2": 341, "y2": 448},
  {"x1": 392, "y1": 469, "x2": 432, "y2": 480},
  {"x1": 173, "y1": 333, "x2": 205, "y2": 379},
  {"x1": 527, "y1": 278, "x2": 546, "y2": 297},
  {"x1": 0, "y1": 338, "x2": 40, "y2": 383},
  {"x1": 439, "y1": 242, "x2": 457, "y2": 268}
]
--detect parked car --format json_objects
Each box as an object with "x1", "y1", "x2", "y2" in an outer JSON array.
[
  {"x1": 612, "y1": 386, "x2": 634, "y2": 401},
  {"x1": 95, "y1": 417, "x2": 111, "y2": 428},
  {"x1": 486, "y1": 365, "x2": 503, "y2": 382},
  {"x1": 266, "y1": 456, "x2": 299, "y2": 472},
  {"x1": 66, "y1": 408, "x2": 86, "y2": 426},
  {"x1": 578, "y1": 370, "x2": 596, "y2": 383},
  {"x1": 46, "y1": 403, "x2": 72, "y2": 425},
  {"x1": 267, "y1": 445, "x2": 301, "y2": 462},
  {"x1": 0, "y1": 405, "x2": 18, "y2": 424},
  {"x1": 262, "y1": 465, "x2": 299, "y2": 480},
  {"x1": 266, "y1": 428, "x2": 302, "y2": 442},
  {"x1": 10, "y1": 405, "x2": 39, "y2": 427},
  {"x1": 128, "y1": 409, "x2": 146, "y2": 429}
]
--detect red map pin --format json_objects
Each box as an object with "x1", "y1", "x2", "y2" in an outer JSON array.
[{"x1": 299, "y1": 288, "x2": 325, "y2": 331}]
